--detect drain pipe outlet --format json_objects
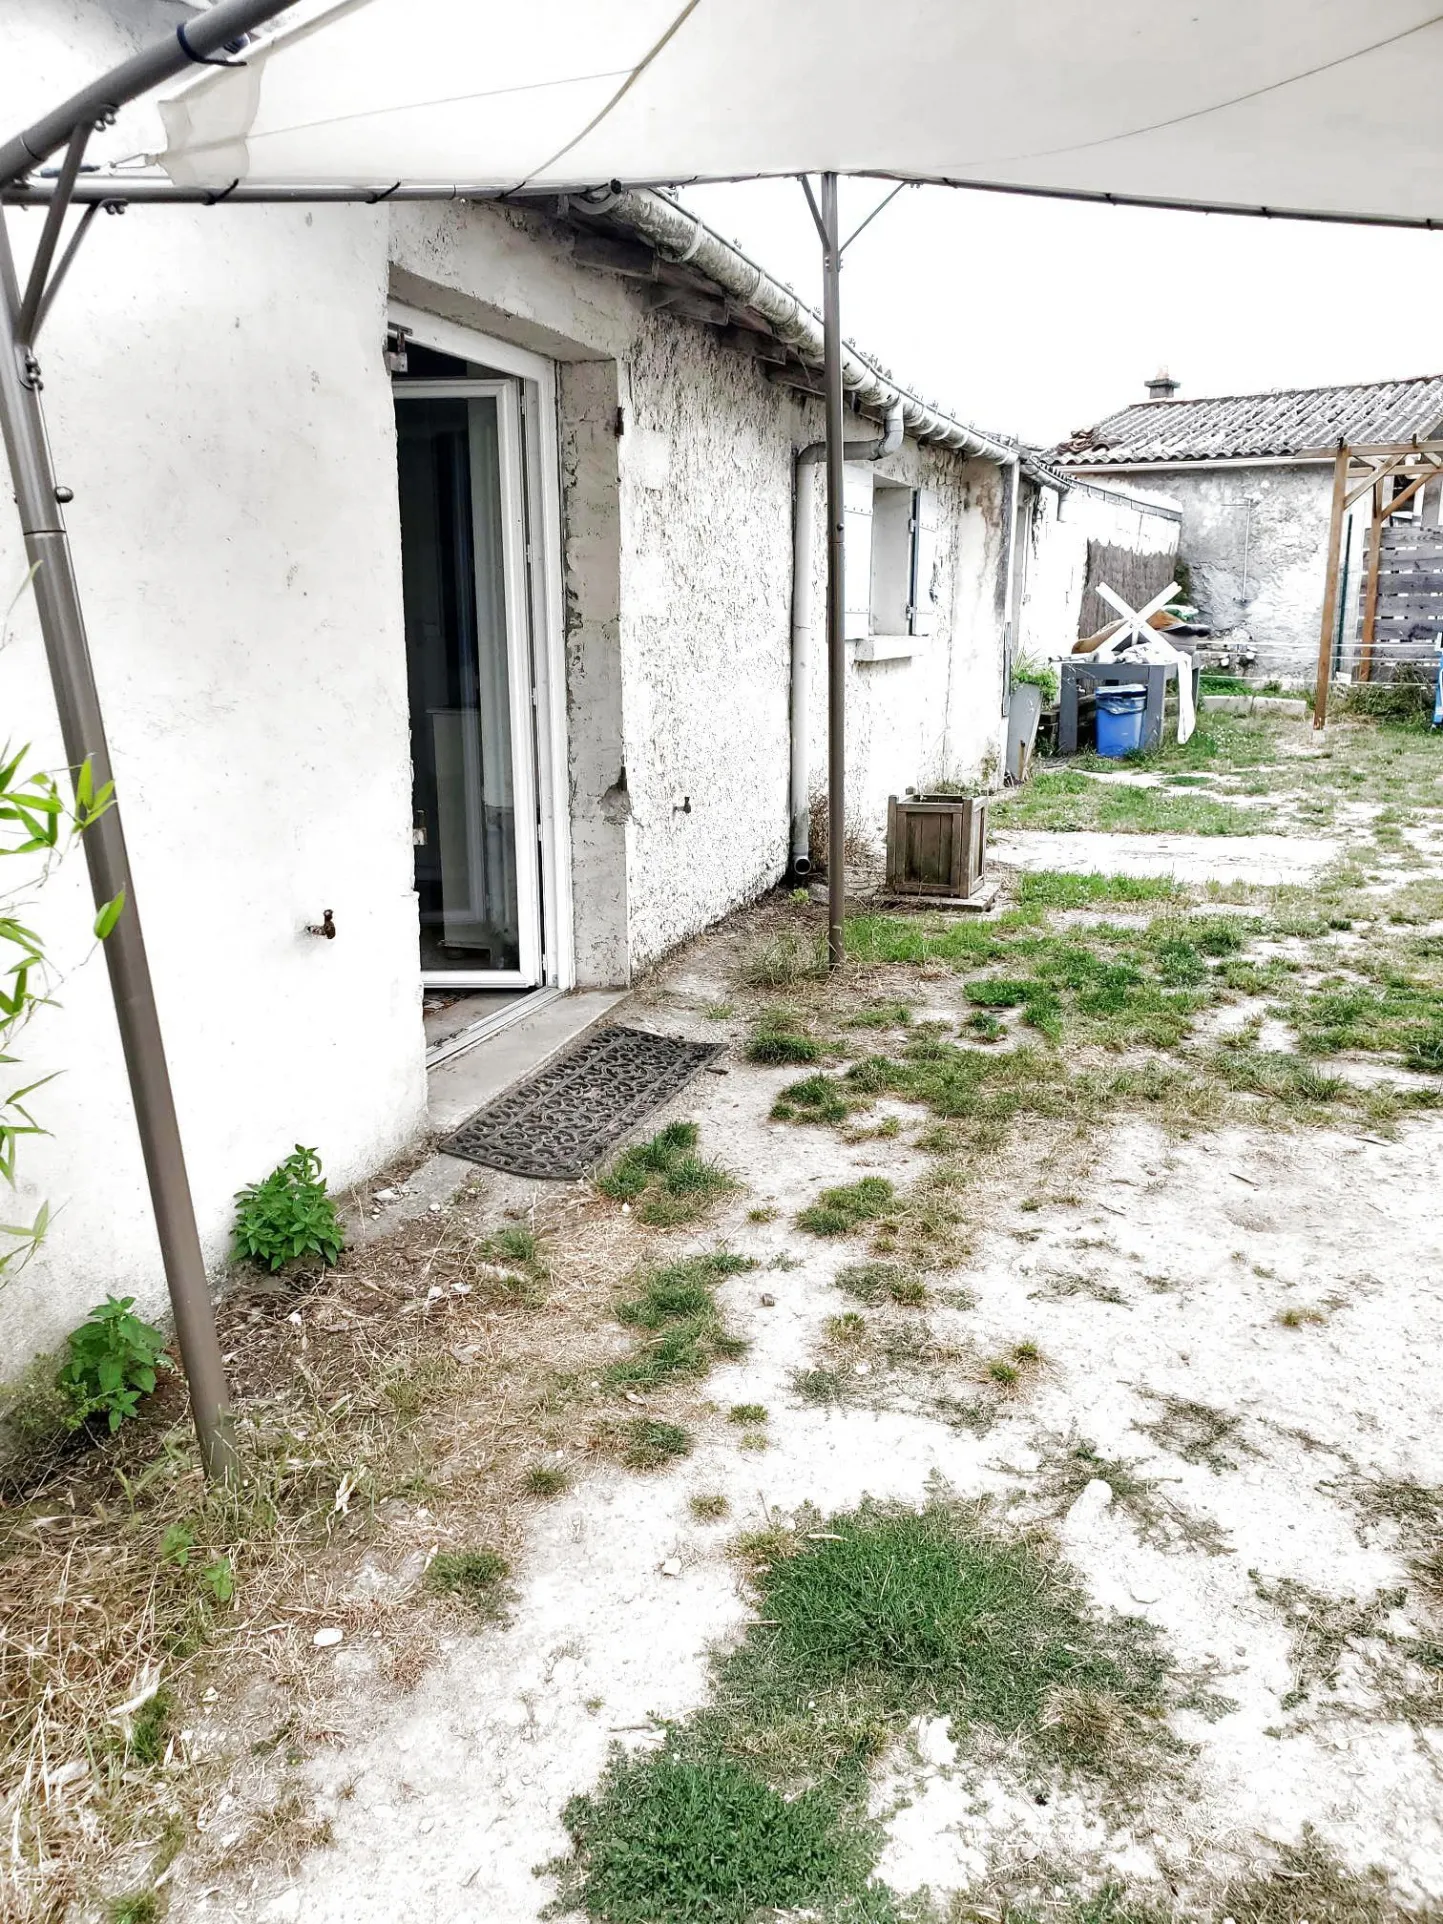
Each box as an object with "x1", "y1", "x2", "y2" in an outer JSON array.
[{"x1": 789, "y1": 399, "x2": 904, "y2": 878}]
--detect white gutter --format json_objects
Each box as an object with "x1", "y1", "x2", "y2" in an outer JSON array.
[
  {"x1": 582, "y1": 187, "x2": 1020, "y2": 464},
  {"x1": 788, "y1": 399, "x2": 904, "y2": 876}
]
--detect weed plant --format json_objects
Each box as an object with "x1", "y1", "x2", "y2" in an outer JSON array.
[
  {"x1": 232, "y1": 1144, "x2": 344, "y2": 1271},
  {"x1": 58, "y1": 1297, "x2": 172, "y2": 1433}
]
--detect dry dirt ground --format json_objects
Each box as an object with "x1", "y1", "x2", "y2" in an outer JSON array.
[{"x1": 6, "y1": 713, "x2": 1443, "y2": 1924}]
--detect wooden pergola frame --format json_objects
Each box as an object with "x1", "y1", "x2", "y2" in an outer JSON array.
[{"x1": 1313, "y1": 438, "x2": 1443, "y2": 730}]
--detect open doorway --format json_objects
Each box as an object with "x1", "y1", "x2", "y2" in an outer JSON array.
[{"x1": 391, "y1": 315, "x2": 573, "y2": 1060}]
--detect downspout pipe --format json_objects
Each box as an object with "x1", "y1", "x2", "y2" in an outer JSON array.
[{"x1": 789, "y1": 398, "x2": 904, "y2": 878}]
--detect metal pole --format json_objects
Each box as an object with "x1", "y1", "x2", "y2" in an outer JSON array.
[
  {"x1": 0, "y1": 0, "x2": 296, "y2": 187},
  {"x1": 0, "y1": 211, "x2": 236, "y2": 1481},
  {"x1": 1313, "y1": 443, "x2": 1350, "y2": 733},
  {"x1": 821, "y1": 173, "x2": 846, "y2": 969}
]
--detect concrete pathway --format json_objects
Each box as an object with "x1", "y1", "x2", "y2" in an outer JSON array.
[{"x1": 990, "y1": 828, "x2": 1339, "y2": 887}]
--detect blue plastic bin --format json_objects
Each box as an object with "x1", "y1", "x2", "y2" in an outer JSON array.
[{"x1": 1095, "y1": 686, "x2": 1146, "y2": 758}]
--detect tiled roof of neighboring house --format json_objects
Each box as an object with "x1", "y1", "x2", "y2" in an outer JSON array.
[{"x1": 1053, "y1": 374, "x2": 1443, "y2": 466}]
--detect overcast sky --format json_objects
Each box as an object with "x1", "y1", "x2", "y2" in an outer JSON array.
[{"x1": 681, "y1": 178, "x2": 1443, "y2": 449}]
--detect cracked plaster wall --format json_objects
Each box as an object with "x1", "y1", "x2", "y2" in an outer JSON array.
[{"x1": 1152, "y1": 465, "x2": 1349, "y2": 677}]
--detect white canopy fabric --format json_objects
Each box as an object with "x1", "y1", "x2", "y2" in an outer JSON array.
[{"x1": 156, "y1": 0, "x2": 1443, "y2": 225}]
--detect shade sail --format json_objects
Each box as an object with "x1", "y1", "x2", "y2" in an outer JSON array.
[{"x1": 154, "y1": 0, "x2": 1443, "y2": 225}]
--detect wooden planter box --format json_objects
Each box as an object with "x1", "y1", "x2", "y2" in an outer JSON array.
[{"x1": 885, "y1": 794, "x2": 988, "y2": 899}]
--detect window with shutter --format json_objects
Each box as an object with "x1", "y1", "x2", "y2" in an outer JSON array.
[
  {"x1": 909, "y1": 488, "x2": 941, "y2": 636},
  {"x1": 843, "y1": 462, "x2": 875, "y2": 640}
]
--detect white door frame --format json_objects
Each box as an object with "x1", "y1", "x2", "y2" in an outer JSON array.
[{"x1": 390, "y1": 304, "x2": 575, "y2": 991}]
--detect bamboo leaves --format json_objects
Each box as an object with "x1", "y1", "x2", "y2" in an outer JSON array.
[{"x1": 0, "y1": 733, "x2": 117, "y2": 1287}]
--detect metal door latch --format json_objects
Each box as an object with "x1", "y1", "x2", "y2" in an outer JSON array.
[{"x1": 306, "y1": 910, "x2": 336, "y2": 940}]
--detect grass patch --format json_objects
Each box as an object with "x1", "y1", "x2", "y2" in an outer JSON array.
[
  {"x1": 728, "y1": 1403, "x2": 767, "y2": 1425},
  {"x1": 1016, "y1": 872, "x2": 1185, "y2": 911},
  {"x1": 702, "y1": 1499, "x2": 1185, "y2": 1792},
  {"x1": 621, "y1": 1419, "x2": 692, "y2": 1471},
  {"x1": 798, "y1": 1177, "x2": 896, "y2": 1238},
  {"x1": 597, "y1": 1122, "x2": 738, "y2": 1227},
  {"x1": 550, "y1": 1499, "x2": 1193, "y2": 1923},
  {"x1": 845, "y1": 1002, "x2": 915, "y2": 1029},
  {"x1": 1281, "y1": 970, "x2": 1443, "y2": 1068},
  {"x1": 690, "y1": 1492, "x2": 730, "y2": 1522},
  {"x1": 737, "y1": 929, "x2": 829, "y2": 990},
  {"x1": 746, "y1": 1030, "x2": 822, "y2": 1065},
  {"x1": 108, "y1": 1895, "x2": 162, "y2": 1924},
  {"x1": 834, "y1": 1261, "x2": 927, "y2": 1307},
  {"x1": 772, "y1": 1071, "x2": 859, "y2": 1126},
  {"x1": 551, "y1": 1745, "x2": 877, "y2": 1924},
  {"x1": 526, "y1": 1464, "x2": 570, "y2": 1498},
  {"x1": 994, "y1": 767, "x2": 1258, "y2": 837},
  {"x1": 606, "y1": 1253, "x2": 753, "y2": 1390},
  {"x1": 746, "y1": 1006, "x2": 824, "y2": 1065},
  {"x1": 424, "y1": 1548, "x2": 509, "y2": 1614}
]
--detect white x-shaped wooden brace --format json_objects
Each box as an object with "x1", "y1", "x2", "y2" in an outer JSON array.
[{"x1": 1097, "y1": 579, "x2": 1180, "y2": 650}]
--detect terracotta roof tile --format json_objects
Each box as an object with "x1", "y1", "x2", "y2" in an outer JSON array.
[{"x1": 1053, "y1": 374, "x2": 1443, "y2": 466}]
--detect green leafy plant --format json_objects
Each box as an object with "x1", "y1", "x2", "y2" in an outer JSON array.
[
  {"x1": 201, "y1": 1555, "x2": 235, "y2": 1604},
  {"x1": 0, "y1": 695, "x2": 117, "y2": 1286},
  {"x1": 232, "y1": 1144, "x2": 344, "y2": 1271},
  {"x1": 57, "y1": 1296, "x2": 172, "y2": 1433},
  {"x1": 1012, "y1": 653, "x2": 1060, "y2": 704}
]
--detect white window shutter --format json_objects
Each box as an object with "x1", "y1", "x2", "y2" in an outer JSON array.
[
  {"x1": 910, "y1": 487, "x2": 941, "y2": 635},
  {"x1": 843, "y1": 462, "x2": 874, "y2": 639}
]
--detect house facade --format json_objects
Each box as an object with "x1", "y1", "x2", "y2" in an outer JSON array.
[
  {"x1": 2, "y1": 0, "x2": 1170, "y2": 1370},
  {"x1": 1053, "y1": 371, "x2": 1443, "y2": 679}
]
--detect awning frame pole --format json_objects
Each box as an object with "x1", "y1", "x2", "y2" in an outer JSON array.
[
  {"x1": 0, "y1": 0, "x2": 295, "y2": 190},
  {"x1": 820, "y1": 173, "x2": 846, "y2": 970}
]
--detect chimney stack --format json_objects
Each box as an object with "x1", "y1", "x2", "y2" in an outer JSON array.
[{"x1": 1145, "y1": 368, "x2": 1180, "y2": 401}]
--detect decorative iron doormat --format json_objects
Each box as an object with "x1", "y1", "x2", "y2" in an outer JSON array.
[{"x1": 442, "y1": 1024, "x2": 724, "y2": 1181}]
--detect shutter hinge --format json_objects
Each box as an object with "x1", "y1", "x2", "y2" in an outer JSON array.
[{"x1": 385, "y1": 323, "x2": 411, "y2": 373}]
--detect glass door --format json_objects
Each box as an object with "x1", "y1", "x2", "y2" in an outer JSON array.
[{"x1": 395, "y1": 379, "x2": 541, "y2": 986}]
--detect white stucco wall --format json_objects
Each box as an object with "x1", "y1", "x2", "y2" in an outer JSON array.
[
  {"x1": 2, "y1": 3, "x2": 425, "y2": 1365},
  {"x1": 1017, "y1": 479, "x2": 1181, "y2": 663}
]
